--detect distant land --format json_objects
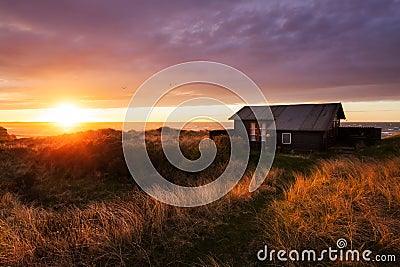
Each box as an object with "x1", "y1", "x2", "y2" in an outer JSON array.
[
  {"x1": 0, "y1": 121, "x2": 399, "y2": 138},
  {"x1": 0, "y1": 121, "x2": 230, "y2": 138}
]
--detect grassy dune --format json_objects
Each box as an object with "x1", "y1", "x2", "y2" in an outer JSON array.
[
  {"x1": 0, "y1": 130, "x2": 399, "y2": 266},
  {"x1": 261, "y1": 157, "x2": 400, "y2": 264}
]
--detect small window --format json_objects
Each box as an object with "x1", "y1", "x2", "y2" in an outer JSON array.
[
  {"x1": 261, "y1": 122, "x2": 267, "y2": 142},
  {"x1": 282, "y1": 133, "x2": 291, "y2": 144},
  {"x1": 250, "y1": 122, "x2": 256, "y2": 141}
]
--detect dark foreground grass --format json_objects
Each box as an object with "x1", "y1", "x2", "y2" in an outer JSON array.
[{"x1": 355, "y1": 134, "x2": 400, "y2": 159}]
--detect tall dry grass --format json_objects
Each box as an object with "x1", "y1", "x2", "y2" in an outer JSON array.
[
  {"x1": 1, "y1": 128, "x2": 273, "y2": 265},
  {"x1": 6, "y1": 129, "x2": 398, "y2": 265},
  {"x1": 261, "y1": 156, "x2": 400, "y2": 260},
  {"x1": 0, "y1": 169, "x2": 276, "y2": 266},
  {"x1": 0, "y1": 191, "x2": 174, "y2": 266}
]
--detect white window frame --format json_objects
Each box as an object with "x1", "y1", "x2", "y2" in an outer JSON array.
[{"x1": 282, "y1": 133, "x2": 292, "y2": 145}]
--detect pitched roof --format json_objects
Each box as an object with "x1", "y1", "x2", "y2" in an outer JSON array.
[{"x1": 229, "y1": 103, "x2": 346, "y2": 131}]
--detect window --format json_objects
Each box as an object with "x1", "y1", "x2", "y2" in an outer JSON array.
[
  {"x1": 250, "y1": 122, "x2": 256, "y2": 141},
  {"x1": 261, "y1": 122, "x2": 267, "y2": 142},
  {"x1": 282, "y1": 133, "x2": 291, "y2": 144}
]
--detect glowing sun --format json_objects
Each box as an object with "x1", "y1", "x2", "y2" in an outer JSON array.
[{"x1": 48, "y1": 104, "x2": 91, "y2": 127}]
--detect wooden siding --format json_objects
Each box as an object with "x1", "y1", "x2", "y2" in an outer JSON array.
[{"x1": 276, "y1": 130, "x2": 325, "y2": 152}]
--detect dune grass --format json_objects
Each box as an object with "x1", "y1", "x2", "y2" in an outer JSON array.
[
  {"x1": 0, "y1": 130, "x2": 399, "y2": 266},
  {"x1": 0, "y1": 172, "x2": 281, "y2": 266},
  {"x1": 0, "y1": 128, "x2": 276, "y2": 266},
  {"x1": 260, "y1": 155, "x2": 400, "y2": 265}
]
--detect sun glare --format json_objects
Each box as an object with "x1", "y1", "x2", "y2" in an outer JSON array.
[{"x1": 48, "y1": 104, "x2": 90, "y2": 128}]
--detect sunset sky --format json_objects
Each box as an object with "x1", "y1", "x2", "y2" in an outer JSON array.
[{"x1": 1, "y1": 0, "x2": 400, "y2": 122}]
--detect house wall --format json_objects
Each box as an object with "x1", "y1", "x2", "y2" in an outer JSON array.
[
  {"x1": 234, "y1": 120, "x2": 328, "y2": 152},
  {"x1": 276, "y1": 130, "x2": 325, "y2": 152}
]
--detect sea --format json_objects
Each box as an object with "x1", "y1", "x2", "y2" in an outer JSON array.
[{"x1": 1, "y1": 121, "x2": 399, "y2": 139}]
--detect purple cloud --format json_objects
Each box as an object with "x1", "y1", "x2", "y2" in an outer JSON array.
[{"x1": 0, "y1": 0, "x2": 399, "y2": 109}]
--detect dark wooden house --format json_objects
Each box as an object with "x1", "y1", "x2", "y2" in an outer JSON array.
[{"x1": 229, "y1": 103, "x2": 346, "y2": 152}]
